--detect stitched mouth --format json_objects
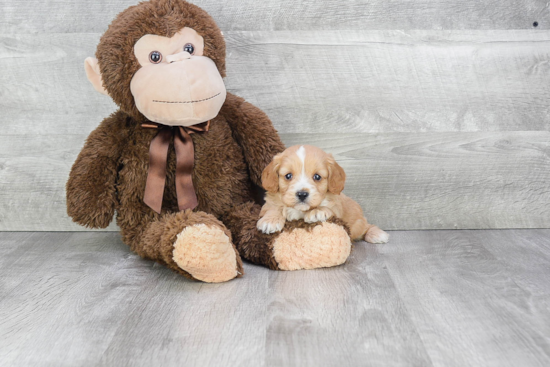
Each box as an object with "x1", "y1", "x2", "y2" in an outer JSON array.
[{"x1": 153, "y1": 92, "x2": 221, "y2": 104}]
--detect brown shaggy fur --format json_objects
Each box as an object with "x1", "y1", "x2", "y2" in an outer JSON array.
[
  {"x1": 66, "y1": 0, "x2": 349, "y2": 279},
  {"x1": 96, "y1": 0, "x2": 226, "y2": 121}
]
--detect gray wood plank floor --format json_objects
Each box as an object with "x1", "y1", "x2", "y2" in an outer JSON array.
[{"x1": 1, "y1": 230, "x2": 549, "y2": 366}]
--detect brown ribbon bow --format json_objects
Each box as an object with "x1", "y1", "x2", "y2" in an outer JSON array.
[{"x1": 141, "y1": 120, "x2": 210, "y2": 214}]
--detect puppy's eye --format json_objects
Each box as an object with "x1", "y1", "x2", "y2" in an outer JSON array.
[
  {"x1": 183, "y1": 43, "x2": 195, "y2": 54},
  {"x1": 313, "y1": 174, "x2": 321, "y2": 181},
  {"x1": 149, "y1": 51, "x2": 162, "y2": 64},
  {"x1": 285, "y1": 173, "x2": 293, "y2": 180}
]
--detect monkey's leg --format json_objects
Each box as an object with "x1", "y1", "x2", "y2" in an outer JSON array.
[
  {"x1": 125, "y1": 210, "x2": 243, "y2": 283},
  {"x1": 224, "y1": 202, "x2": 352, "y2": 271}
]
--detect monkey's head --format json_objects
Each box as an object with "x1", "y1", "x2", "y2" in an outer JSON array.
[{"x1": 85, "y1": 0, "x2": 227, "y2": 126}]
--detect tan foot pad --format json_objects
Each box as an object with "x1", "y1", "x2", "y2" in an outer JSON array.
[
  {"x1": 173, "y1": 224, "x2": 238, "y2": 283},
  {"x1": 272, "y1": 222, "x2": 351, "y2": 271}
]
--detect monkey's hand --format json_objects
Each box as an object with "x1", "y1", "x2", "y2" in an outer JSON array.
[
  {"x1": 66, "y1": 157, "x2": 118, "y2": 228},
  {"x1": 66, "y1": 114, "x2": 126, "y2": 228}
]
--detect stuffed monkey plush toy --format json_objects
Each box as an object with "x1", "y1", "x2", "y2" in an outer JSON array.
[{"x1": 67, "y1": 0, "x2": 352, "y2": 282}]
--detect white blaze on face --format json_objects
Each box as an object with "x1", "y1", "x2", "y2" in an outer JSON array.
[{"x1": 295, "y1": 146, "x2": 314, "y2": 192}]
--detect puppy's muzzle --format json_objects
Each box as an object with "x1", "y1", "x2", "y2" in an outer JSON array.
[{"x1": 296, "y1": 191, "x2": 309, "y2": 202}]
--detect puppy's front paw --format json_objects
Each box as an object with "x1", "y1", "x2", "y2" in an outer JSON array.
[
  {"x1": 365, "y1": 226, "x2": 389, "y2": 244},
  {"x1": 257, "y1": 216, "x2": 286, "y2": 234},
  {"x1": 284, "y1": 207, "x2": 305, "y2": 221},
  {"x1": 304, "y1": 208, "x2": 333, "y2": 223}
]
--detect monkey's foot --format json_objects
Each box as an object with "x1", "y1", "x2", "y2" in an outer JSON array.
[
  {"x1": 172, "y1": 224, "x2": 241, "y2": 283},
  {"x1": 271, "y1": 221, "x2": 351, "y2": 271}
]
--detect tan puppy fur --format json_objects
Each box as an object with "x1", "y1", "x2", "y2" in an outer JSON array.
[{"x1": 257, "y1": 145, "x2": 389, "y2": 243}]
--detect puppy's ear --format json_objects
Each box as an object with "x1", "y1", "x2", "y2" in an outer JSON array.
[
  {"x1": 261, "y1": 154, "x2": 282, "y2": 193},
  {"x1": 327, "y1": 154, "x2": 346, "y2": 194}
]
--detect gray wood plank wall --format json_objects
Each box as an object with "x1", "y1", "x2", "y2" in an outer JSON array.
[
  {"x1": 2, "y1": 230, "x2": 550, "y2": 365},
  {"x1": 0, "y1": 0, "x2": 549, "y2": 231}
]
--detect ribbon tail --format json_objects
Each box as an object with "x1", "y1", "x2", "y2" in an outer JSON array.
[
  {"x1": 143, "y1": 128, "x2": 171, "y2": 214},
  {"x1": 174, "y1": 127, "x2": 199, "y2": 211}
]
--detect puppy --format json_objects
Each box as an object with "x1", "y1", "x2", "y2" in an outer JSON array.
[{"x1": 257, "y1": 145, "x2": 389, "y2": 243}]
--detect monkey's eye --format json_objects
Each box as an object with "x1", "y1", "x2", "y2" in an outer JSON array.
[
  {"x1": 313, "y1": 174, "x2": 321, "y2": 181},
  {"x1": 285, "y1": 173, "x2": 293, "y2": 180},
  {"x1": 149, "y1": 51, "x2": 162, "y2": 64},
  {"x1": 183, "y1": 43, "x2": 195, "y2": 54}
]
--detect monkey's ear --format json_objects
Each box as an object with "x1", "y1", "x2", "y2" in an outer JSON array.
[
  {"x1": 261, "y1": 154, "x2": 282, "y2": 193},
  {"x1": 84, "y1": 57, "x2": 109, "y2": 96}
]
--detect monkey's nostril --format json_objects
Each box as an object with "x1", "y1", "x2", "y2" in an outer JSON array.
[{"x1": 296, "y1": 191, "x2": 309, "y2": 202}]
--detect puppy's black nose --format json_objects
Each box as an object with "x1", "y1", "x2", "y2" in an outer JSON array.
[{"x1": 296, "y1": 191, "x2": 309, "y2": 202}]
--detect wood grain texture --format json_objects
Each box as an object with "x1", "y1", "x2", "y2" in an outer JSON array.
[
  {"x1": 0, "y1": 134, "x2": 118, "y2": 231},
  {"x1": 0, "y1": 232, "x2": 146, "y2": 365},
  {"x1": 2, "y1": 31, "x2": 550, "y2": 135},
  {"x1": 381, "y1": 230, "x2": 550, "y2": 367},
  {"x1": 1, "y1": 0, "x2": 548, "y2": 33},
  {"x1": 283, "y1": 132, "x2": 550, "y2": 230},
  {"x1": 1, "y1": 131, "x2": 548, "y2": 231},
  {"x1": 266, "y1": 243, "x2": 432, "y2": 366},
  {"x1": 0, "y1": 33, "x2": 117, "y2": 136},
  {"x1": 1, "y1": 14, "x2": 549, "y2": 231},
  {"x1": 1, "y1": 230, "x2": 549, "y2": 366},
  {"x1": 0, "y1": 232, "x2": 58, "y2": 297},
  {"x1": 481, "y1": 230, "x2": 550, "y2": 297},
  {"x1": 226, "y1": 30, "x2": 550, "y2": 133},
  {"x1": 99, "y1": 254, "x2": 269, "y2": 366}
]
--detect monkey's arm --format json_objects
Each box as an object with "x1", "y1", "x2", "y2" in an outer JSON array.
[
  {"x1": 222, "y1": 92, "x2": 285, "y2": 187},
  {"x1": 66, "y1": 111, "x2": 128, "y2": 228}
]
